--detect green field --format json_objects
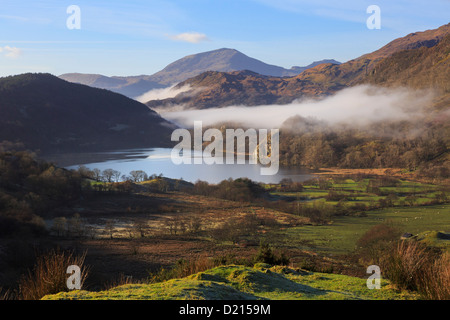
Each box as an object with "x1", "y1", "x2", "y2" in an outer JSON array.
[
  {"x1": 271, "y1": 178, "x2": 443, "y2": 207},
  {"x1": 277, "y1": 204, "x2": 450, "y2": 255},
  {"x1": 267, "y1": 177, "x2": 449, "y2": 255}
]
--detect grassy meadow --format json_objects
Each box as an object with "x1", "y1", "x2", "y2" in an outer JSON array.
[{"x1": 265, "y1": 177, "x2": 449, "y2": 254}]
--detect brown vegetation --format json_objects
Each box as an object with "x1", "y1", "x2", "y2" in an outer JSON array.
[
  {"x1": 356, "y1": 224, "x2": 450, "y2": 300},
  {"x1": 17, "y1": 249, "x2": 89, "y2": 300}
]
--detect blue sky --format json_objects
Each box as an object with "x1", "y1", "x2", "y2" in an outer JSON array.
[{"x1": 0, "y1": 0, "x2": 448, "y2": 77}]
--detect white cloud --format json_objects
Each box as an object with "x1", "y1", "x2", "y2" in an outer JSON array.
[
  {"x1": 0, "y1": 14, "x2": 29, "y2": 22},
  {"x1": 0, "y1": 46, "x2": 22, "y2": 59},
  {"x1": 168, "y1": 32, "x2": 210, "y2": 43}
]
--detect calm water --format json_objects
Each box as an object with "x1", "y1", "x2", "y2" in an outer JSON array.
[{"x1": 61, "y1": 148, "x2": 313, "y2": 184}]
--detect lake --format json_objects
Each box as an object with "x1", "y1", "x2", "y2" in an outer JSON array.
[{"x1": 53, "y1": 148, "x2": 314, "y2": 184}]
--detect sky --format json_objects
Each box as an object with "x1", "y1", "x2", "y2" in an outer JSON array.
[{"x1": 0, "y1": 0, "x2": 449, "y2": 77}]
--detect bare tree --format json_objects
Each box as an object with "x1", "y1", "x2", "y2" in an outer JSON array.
[
  {"x1": 133, "y1": 220, "x2": 149, "y2": 238},
  {"x1": 77, "y1": 165, "x2": 94, "y2": 179},
  {"x1": 165, "y1": 216, "x2": 186, "y2": 235},
  {"x1": 186, "y1": 217, "x2": 202, "y2": 234},
  {"x1": 112, "y1": 170, "x2": 122, "y2": 182},
  {"x1": 121, "y1": 174, "x2": 131, "y2": 182},
  {"x1": 92, "y1": 168, "x2": 102, "y2": 181},
  {"x1": 104, "y1": 220, "x2": 115, "y2": 239},
  {"x1": 102, "y1": 169, "x2": 115, "y2": 183},
  {"x1": 129, "y1": 170, "x2": 148, "y2": 182}
]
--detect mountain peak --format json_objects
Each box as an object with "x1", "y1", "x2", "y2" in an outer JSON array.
[
  {"x1": 59, "y1": 48, "x2": 340, "y2": 98},
  {"x1": 211, "y1": 48, "x2": 239, "y2": 53},
  {"x1": 147, "y1": 48, "x2": 301, "y2": 85}
]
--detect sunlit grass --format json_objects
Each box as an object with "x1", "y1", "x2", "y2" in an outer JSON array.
[{"x1": 42, "y1": 264, "x2": 417, "y2": 300}]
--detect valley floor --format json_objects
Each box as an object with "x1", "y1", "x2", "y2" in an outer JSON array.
[
  {"x1": 38, "y1": 174, "x2": 449, "y2": 296},
  {"x1": 2, "y1": 170, "x2": 448, "y2": 300}
]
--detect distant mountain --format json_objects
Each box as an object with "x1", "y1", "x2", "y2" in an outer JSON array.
[
  {"x1": 147, "y1": 23, "x2": 450, "y2": 110},
  {"x1": 59, "y1": 49, "x2": 340, "y2": 98},
  {"x1": 0, "y1": 73, "x2": 177, "y2": 154},
  {"x1": 146, "y1": 48, "x2": 337, "y2": 83},
  {"x1": 289, "y1": 59, "x2": 341, "y2": 74},
  {"x1": 58, "y1": 73, "x2": 166, "y2": 98}
]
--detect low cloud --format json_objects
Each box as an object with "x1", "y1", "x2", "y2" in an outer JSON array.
[
  {"x1": 168, "y1": 32, "x2": 210, "y2": 43},
  {"x1": 158, "y1": 85, "x2": 434, "y2": 129},
  {"x1": 135, "y1": 84, "x2": 194, "y2": 103},
  {"x1": 0, "y1": 46, "x2": 22, "y2": 59}
]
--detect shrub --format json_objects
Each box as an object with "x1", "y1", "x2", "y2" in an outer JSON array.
[
  {"x1": 325, "y1": 190, "x2": 348, "y2": 201},
  {"x1": 277, "y1": 178, "x2": 303, "y2": 192},
  {"x1": 356, "y1": 223, "x2": 402, "y2": 265},
  {"x1": 417, "y1": 251, "x2": 450, "y2": 300},
  {"x1": 380, "y1": 240, "x2": 449, "y2": 299},
  {"x1": 0, "y1": 286, "x2": 15, "y2": 300},
  {"x1": 17, "y1": 249, "x2": 90, "y2": 300},
  {"x1": 381, "y1": 240, "x2": 431, "y2": 291},
  {"x1": 252, "y1": 243, "x2": 290, "y2": 266}
]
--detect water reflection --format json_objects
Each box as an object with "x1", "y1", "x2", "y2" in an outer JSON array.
[{"x1": 63, "y1": 148, "x2": 313, "y2": 184}]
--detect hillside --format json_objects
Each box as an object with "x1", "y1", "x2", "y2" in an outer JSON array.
[
  {"x1": 146, "y1": 69, "x2": 344, "y2": 110},
  {"x1": 146, "y1": 24, "x2": 450, "y2": 110},
  {"x1": 0, "y1": 73, "x2": 176, "y2": 154},
  {"x1": 362, "y1": 23, "x2": 450, "y2": 60},
  {"x1": 361, "y1": 34, "x2": 450, "y2": 110},
  {"x1": 59, "y1": 49, "x2": 339, "y2": 98},
  {"x1": 42, "y1": 264, "x2": 416, "y2": 300}
]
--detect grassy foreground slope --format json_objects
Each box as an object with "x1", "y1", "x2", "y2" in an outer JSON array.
[{"x1": 42, "y1": 264, "x2": 416, "y2": 300}]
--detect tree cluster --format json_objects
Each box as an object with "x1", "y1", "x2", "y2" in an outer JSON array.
[
  {"x1": 279, "y1": 117, "x2": 449, "y2": 179},
  {"x1": 0, "y1": 151, "x2": 85, "y2": 237},
  {"x1": 189, "y1": 178, "x2": 266, "y2": 202}
]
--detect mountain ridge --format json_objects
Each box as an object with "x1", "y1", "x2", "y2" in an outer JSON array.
[{"x1": 59, "y1": 49, "x2": 340, "y2": 98}]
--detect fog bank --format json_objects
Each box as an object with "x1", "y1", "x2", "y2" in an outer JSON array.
[
  {"x1": 135, "y1": 84, "x2": 193, "y2": 103},
  {"x1": 157, "y1": 85, "x2": 434, "y2": 129}
]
